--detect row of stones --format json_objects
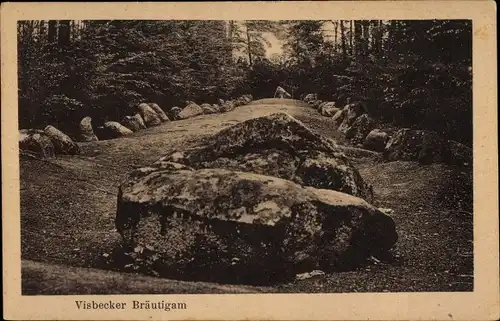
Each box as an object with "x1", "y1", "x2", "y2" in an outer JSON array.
[
  {"x1": 303, "y1": 94, "x2": 472, "y2": 167},
  {"x1": 79, "y1": 94, "x2": 254, "y2": 142},
  {"x1": 19, "y1": 95, "x2": 253, "y2": 159}
]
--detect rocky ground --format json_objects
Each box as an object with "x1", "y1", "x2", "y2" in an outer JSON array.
[{"x1": 21, "y1": 99, "x2": 473, "y2": 294}]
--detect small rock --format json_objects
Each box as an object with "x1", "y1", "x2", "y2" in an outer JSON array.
[
  {"x1": 295, "y1": 270, "x2": 325, "y2": 280},
  {"x1": 364, "y1": 129, "x2": 390, "y2": 152}
]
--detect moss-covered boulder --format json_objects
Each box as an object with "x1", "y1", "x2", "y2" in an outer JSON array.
[
  {"x1": 138, "y1": 103, "x2": 161, "y2": 127},
  {"x1": 44, "y1": 125, "x2": 80, "y2": 155},
  {"x1": 19, "y1": 129, "x2": 55, "y2": 158},
  {"x1": 178, "y1": 102, "x2": 203, "y2": 119},
  {"x1": 100, "y1": 121, "x2": 134, "y2": 139},
  {"x1": 319, "y1": 102, "x2": 340, "y2": 117},
  {"x1": 363, "y1": 129, "x2": 390, "y2": 152},
  {"x1": 159, "y1": 113, "x2": 372, "y2": 201},
  {"x1": 338, "y1": 102, "x2": 368, "y2": 133},
  {"x1": 78, "y1": 116, "x2": 98, "y2": 142},
  {"x1": 148, "y1": 103, "x2": 170, "y2": 122},
  {"x1": 116, "y1": 165, "x2": 397, "y2": 284},
  {"x1": 122, "y1": 114, "x2": 147, "y2": 132},
  {"x1": 345, "y1": 114, "x2": 377, "y2": 145},
  {"x1": 201, "y1": 103, "x2": 217, "y2": 114}
]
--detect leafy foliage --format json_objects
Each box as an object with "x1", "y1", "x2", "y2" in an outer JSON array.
[
  {"x1": 18, "y1": 19, "x2": 472, "y2": 145},
  {"x1": 249, "y1": 20, "x2": 472, "y2": 145}
]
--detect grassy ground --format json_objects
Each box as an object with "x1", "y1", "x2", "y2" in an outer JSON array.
[{"x1": 21, "y1": 99, "x2": 473, "y2": 294}]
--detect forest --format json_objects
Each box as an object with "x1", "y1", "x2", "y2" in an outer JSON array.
[{"x1": 18, "y1": 20, "x2": 472, "y2": 145}]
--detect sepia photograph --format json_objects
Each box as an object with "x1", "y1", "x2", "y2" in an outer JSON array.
[
  {"x1": 2, "y1": 2, "x2": 498, "y2": 321},
  {"x1": 17, "y1": 17, "x2": 474, "y2": 294}
]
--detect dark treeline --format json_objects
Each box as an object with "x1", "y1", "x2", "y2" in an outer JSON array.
[{"x1": 18, "y1": 20, "x2": 472, "y2": 144}]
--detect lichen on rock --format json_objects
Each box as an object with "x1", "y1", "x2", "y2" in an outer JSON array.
[{"x1": 116, "y1": 167, "x2": 398, "y2": 284}]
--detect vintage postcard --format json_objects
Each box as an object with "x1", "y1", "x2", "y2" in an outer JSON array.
[{"x1": 1, "y1": 1, "x2": 498, "y2": 320}]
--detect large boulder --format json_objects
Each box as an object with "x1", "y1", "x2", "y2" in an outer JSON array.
[
  {"x1": 384, "y1": 129, "x2": 473, "y2": 166},
  {"x1": 116, "y1": 165, "x2": 398, "y2": 284},
  {"x1": 303, "y1": 93, "x2": 317, "y2": 103},
  {"x1": 212, "y1": 104, "x2": 221, "y2": 112},
  {"x1": 169, "y1": 107, "x2": 182, "y2": 120},
  {"x1": 160, "y1": 113, "x2": 372, "y2": 201},
  {"x1": 384, "y1": 129, "x2": 447, "y2": 164},
  {"x1": 232, "y1": 98, "x2": 242, "y2": 107},
  {"x1": 311, "y1": 100, "x2": 323, "y2": 109},
  {"x1": 332, "y1": 109, "x2": 345, "y2": 124},
  {"x1": 19, "y1": 129, "x2": 55, "y2": 158},
  {"x1": 178, "y1": 102, "x2": 203, "y2": 119},
  {"x1": 122, "y1": 114, "x2": 146, "y2": 132},
  {"x1": 275, "y1": 86, "x2": 291, "y2": 99},
  {"x1": 218, "y1": 98, "x2": 225, "y2": 105},
  {"x1": 138, "y1": 103, "x2": 161, "y2": 127},
  {"x1": 363, "y1": 129, "x2": 390, "y2": 152},
  {"x1": 345, "y1": 114, "x2": 377, "y2": 144},
  {"x1": 220, "y1": 100, "x2": 235, "y2": 113},
  {"x1": 338, "y1": 102, "x2": 368, "y2": 133},
  {"x1": 201, "y1": 103, "x2": 217, "y2": 115},
  {"x1": 235, "y1": 97, "x2": 248, "y2": 106},
  {"x1": 241, "y1": 95, "x2": 252, "y2": 104},
  {"x1": 98, "y1": 122, "x2": 134, "y2": 140},
  {"x1": 148, "y1": 103, "x2": 170, "y2": 122},
  {"x1": 319, "y1": 102, "x2": 340, "y2": 117},
  {"x1": 78, "y1": 117, "x2": 98, "y2": 142},
  {"x1": 43, "y1": 125, "x2": 80, "y2": 155}
]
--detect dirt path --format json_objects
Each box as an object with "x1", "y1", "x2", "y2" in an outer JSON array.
[{"x1": 21, "y1": 99, "x2": 473, "y2": 293}]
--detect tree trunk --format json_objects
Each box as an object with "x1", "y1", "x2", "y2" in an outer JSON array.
[
  {"x1": 354, "y1": 21, "x2": 362, "y2": 57},
  {"x1": 224, "y1": 20, "x2": 234, "y2": 59},
  {"x1": 333, "y1": 21, "x2": 338, "y2": 53},
  {"x1": 340, "y1": 20, "x2": 347, "y2": 57},
  {"x1": 58, "y1": 20, "x2": 70, "y2": 47},
  {"x1": 48, "y1": 20, "x2": 57, "y2": 43},
  {"x1": 246, "y1": 25, "x2": 253, "y2": 66},
  {"x1": 374, "y1": 20, "x2": 383, "y2": 56},
  {"x1": 38, "y1": 20, "x2": 46, "y2": 42},
  {"x1": 228, "y1": 20, "x2": 234, "y2": 39},
  {"x1": 349, "y1": 20, "x2": 354, "y2": 55},
  {"x1": 362, "y1": 21, "x2": 370, "y2": 56}
]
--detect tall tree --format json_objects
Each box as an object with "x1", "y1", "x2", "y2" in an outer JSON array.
[
  {"x1": 354, "y1": 21, "x2": 363, "y2": 57},
  {"x1": 349, "y1": 21, "x2": 354, "y2": 55},
  {"x1": 48, "y1": 20, "x2": 57, "y2": 43},
  {"x1": 340, "y1": 20, "x2": 347, "y2": 57},
  {"x1": 58, "y1": 20, "x2": 71, "y2": 47},
  {"x1": 232, "y1": 21, "x2": 277, "y2": 66}
]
